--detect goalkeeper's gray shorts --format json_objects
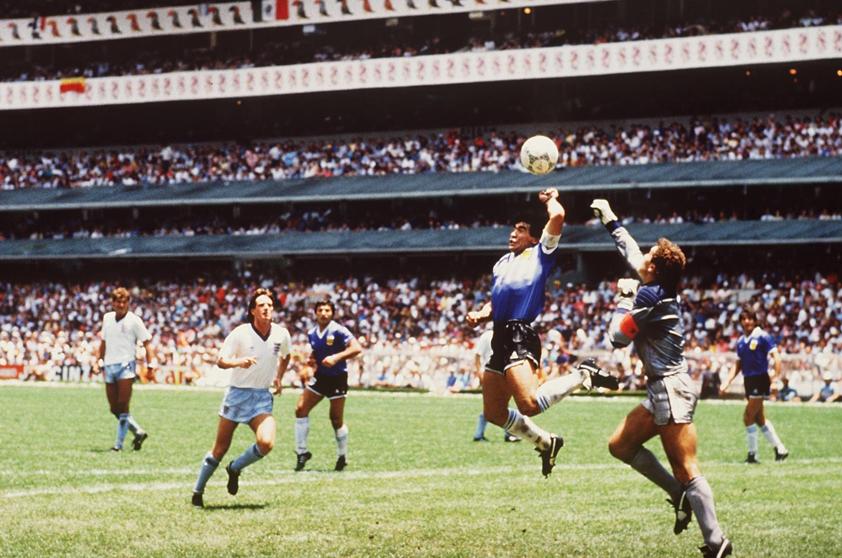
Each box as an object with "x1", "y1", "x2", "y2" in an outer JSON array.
[{"x1": 642, "y1": 374, "x2": 699, "y2": 426}]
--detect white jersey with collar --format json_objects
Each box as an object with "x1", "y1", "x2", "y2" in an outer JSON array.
[
  {"x1": 219, "y1": 323, "x2": 291, "y2": 389},
  {"x1": 102, "y1": 311, "x2": 151, "y2": 365}
]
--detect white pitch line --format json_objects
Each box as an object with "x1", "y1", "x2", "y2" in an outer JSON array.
[{"x1": 4, "y1": 457, "x2": 842, "y2": 499}]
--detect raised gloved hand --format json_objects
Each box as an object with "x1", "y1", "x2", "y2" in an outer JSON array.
[
  {"x1": 590, "y1": 199, "x2": 618, "y2": 225},
  {"x1": 617, "y1": 278, "x2": 640, "y2": 298}
]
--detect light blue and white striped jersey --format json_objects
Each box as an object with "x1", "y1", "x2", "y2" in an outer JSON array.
[{"x1": 491, "y1": 233, "x2": 558, "y2": 323}]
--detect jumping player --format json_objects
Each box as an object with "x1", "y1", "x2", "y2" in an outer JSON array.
[
  {"x1": 466, "y1": 188, "x2": 618, "y2": 477},
  {"x1": 591, "y1": 199, "x2": 733, "y2": 558}
]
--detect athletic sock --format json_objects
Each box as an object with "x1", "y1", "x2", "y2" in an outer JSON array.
[
  {"x1": 126, "y1": 414, "x2": 143, "y2": 435},
  {"x1": 535, "y1": 370, "x2": 584, "y2": 412},
  {"x1": 502, "y1": 409, "x2": 552, "y2": 450},
  {"x1": 295, "y1": 417, "x2": 310, "y2": 454},
  {"x1": 193, "y1": 452, "x2": 219, "y2": 494},
  {"x1": 231, "y1": 443, "x2": 265, "y2": 472},
  {"x1": 745, "y1": 424, "x2": 759, "y2": 455},
  {"x1": 474, "y1": 413, "x2": 488, "y2": 439},
  {"x1": 334, "y1": 424, "x2": 349, "y2": 457},
  {"x1": 115, "y1": 413, "x2": 130, "y2": 449},
  {"x1": 685, "y1": 476, "x2": 725, "y2": 548},
  {"x1": 760, "y1": 421, "x2": 786, "y2": 452},
  {"x1": 629, "y1": 447, "x2": 682, "y2": 502}
]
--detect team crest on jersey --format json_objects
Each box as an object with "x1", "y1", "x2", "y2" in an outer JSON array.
[
  {"x1": 326, "y1": 335, "x2": 335, "y2": 346},
  {"x1": 749, "y1": 339, "x2": 758, "y2": 351}
]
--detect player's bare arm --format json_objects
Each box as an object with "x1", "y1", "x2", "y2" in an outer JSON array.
[
  {"x1": 274, "y1": 354, "x2": 291, "y2": 395},
  {"x1": 218, "y1": 356, "x2": 257, "y2": 369},
  {"x1": 322, "y1": 337, "x2": 362, "y2": 368}
]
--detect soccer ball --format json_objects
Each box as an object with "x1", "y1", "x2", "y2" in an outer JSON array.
[{"x1": 520, "y1": 135, "x2": 559, "y2": 175}]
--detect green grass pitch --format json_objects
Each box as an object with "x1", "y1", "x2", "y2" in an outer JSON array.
[{"x1": 1, "y1": 384, "x2": 841, "y2": 557}]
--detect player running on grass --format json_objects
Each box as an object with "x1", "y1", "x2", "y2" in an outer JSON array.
[
  {"x1": 191, "y1": 288, "x2": 290, "y2": 508},
  {"x1": 591, "y1": 199, "x2": 732, "y2": 558},
  {"x1": 466, "y1": 188, "x2": 618, "y2": 478},
  {"x1": 719, "y1": 306, "x2": 789, "y2": 464}
]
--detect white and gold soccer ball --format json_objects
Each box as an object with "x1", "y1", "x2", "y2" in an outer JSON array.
[{"x1": 519, "y1": 135, "x2": 559, "y2": 175}]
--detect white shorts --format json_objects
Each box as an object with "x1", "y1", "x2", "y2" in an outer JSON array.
[{"x1": 104, "y1": 361, "x2": 136, "y2": 384}]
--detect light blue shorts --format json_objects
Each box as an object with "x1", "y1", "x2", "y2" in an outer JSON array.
[
  {"x1": 219, "y1": 386, "x2": 273, "y2": 424},
  {"x1": 104, "y1": 361, "x2": 136, "y2": 384}
]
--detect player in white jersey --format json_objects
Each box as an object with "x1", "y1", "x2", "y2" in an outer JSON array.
[
  {"x1": 92, "y1": 287, "x2": 156, "y2": 452},
  {"x1": 472, "y1": 327, "x2": 520, "y2": 443},
  {"x1": 466, "y1": 188, "x2": 618, "y2": 477},
  {"x1": 191, "y1": 288, "x2": 291, "y2": 508}
]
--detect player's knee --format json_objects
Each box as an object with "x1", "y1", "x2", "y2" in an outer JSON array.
[
  {"x1": 256, "y1": 438, "x2": 274, "y2": 455},
  {"x1": 516, "y1": 399, "x2": 541, "y2": 417},
  {"x1": 607, "y1": 437, "x2": 632, "y2": 462}
]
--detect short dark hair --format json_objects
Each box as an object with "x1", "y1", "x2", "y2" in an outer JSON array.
[
  {"x1": 247, "y1": 288, "x2": 275, "y2": 324},
  {"x1": 651, "y1": 238, "x2": 686, "y2": 291},
  {"x1": 111, "y1": 287, "x2": 130, "y2": 301},
  {"x1": 314, "y1": 298, "x2": 335, "y2": 314}
]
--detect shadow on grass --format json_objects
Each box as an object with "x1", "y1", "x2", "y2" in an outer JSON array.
[
  {"x1": 88, "y1": 447, "x2": 119, "y2": 453},
  {"x1": 202, "y1": 503, "x2": 268, "y2": 511}
]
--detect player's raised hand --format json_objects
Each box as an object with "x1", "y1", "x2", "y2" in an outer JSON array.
[
  {"x1": 538, "y1": 188, "x2": 559, "y2": 203},
  {"x1": 590, "y1": 199, "x2": 618, "y2": 225},
  {"x1": 240, "y1": 356, "x2": 257, "y2": 368}
]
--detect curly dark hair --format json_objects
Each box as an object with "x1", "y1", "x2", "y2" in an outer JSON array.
[
  {"x1": 651, "y1": 238, "x2": 686, "y2": 291},
  {"x1": 247, "y1": 288, "x2": 275, "y2": 324}
]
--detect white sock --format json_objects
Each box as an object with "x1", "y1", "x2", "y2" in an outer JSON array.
[
  {"x1": 536, "y1": 370, "x2": 584, "y2": 412},
  {"x1": 761, "y1": 421, "x2": 786, "y2": 452},
  {"x1": 502, "y1": 409, "x2": 552, "y2": 450},
  {"x1": 295, "y1": 417, "x2": 310, "y2": 454},
  {"x1": 335, "y1": 424, "x2": 349, "y2": 457},
  {"x1": 746, "y1": 424, "x2": 759, "y2": 454}
]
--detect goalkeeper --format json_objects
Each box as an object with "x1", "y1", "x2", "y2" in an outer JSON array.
[{"x1": 590, "y1": 199, "x2": 733, "y2": 558}]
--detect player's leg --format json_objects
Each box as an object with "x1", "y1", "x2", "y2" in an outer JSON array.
[
  {"x1": 743, "y1": 398, "x2": 761, "y2": 463},
  {"x1": 329, "y1": 397, "x2": 349, "y2": 470},
  {"x1": 192, "y1": 417, "x2": 238, "y2": 506},
  {"x1": 503, "y1": 362, "x2": 563, "y2": 476},
  {"x1": 534, "y1": 358, "x2": 618, "y2": 411},
  {"x1": 754, "y1": 383, "x2": 788, "y2": 460},
  {"x1": 224, "y1": 413, "x2": 276, "y2": 496},
  {"x1": 608, "y1": 404, "x2": 682, "y2": 503},
  {"x1": 660, "y1": 423, "x2": 730, "y2": 554},
  {"x1": 112, "y1": 377, "x2": 134, "y2": 451},
  {"x1": 294, "y1": 389, "x2": 322, "y2": 470}
]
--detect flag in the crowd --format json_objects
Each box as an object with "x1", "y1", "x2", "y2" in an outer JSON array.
[
  {"x1": 59, "y1": 77, "x2": 87, "y2": 94},
  {"x1": 259, "y1": 0, "x2": 289, "y2": 21}
]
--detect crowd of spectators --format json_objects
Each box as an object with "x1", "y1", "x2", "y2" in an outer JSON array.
[
  {"x1": 4, "y1": 206, "x2": 841, "y2": 241},
  {"x1": 1, "y1": 271, "x2": 840, "y2": 398},
  {"x1": 2, "y1": 113, "x2": 841, "y2": 191},
  {"x1": 2, "y1": 9, "x2": 841, "y2": 83}
]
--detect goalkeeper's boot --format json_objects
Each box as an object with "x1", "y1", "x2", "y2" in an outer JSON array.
[
  {"x1": 668, "y1": 490, "x2": 693, "y2": 535},
  {"x1": 699, "y1": 538, "x2": 733, "y2": 558},
  {"x1": 578, "y1": 358, "x2": 619, "y2": 391}
]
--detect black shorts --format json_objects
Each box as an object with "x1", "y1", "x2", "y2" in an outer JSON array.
[
  {"x1": 744, "y1": 374, "x2": 771, "y2": 399},
  {"x1": 486, "y1": 320, "x2": 541, "y2": 375},
  {"x1": 306, "y1": 372, "x2": 348, "y2": 399}
]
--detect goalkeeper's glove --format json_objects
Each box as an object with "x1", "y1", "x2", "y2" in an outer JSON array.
[
  {"x1": 617, "y1": 278, "x2": 640, "y2": 298},
  {"x1": 615, "y1": 278, "x2": 639, "y2": 311},
  {"x1": 590, "y1": 199, "x2": 618, "y2": 225}
]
